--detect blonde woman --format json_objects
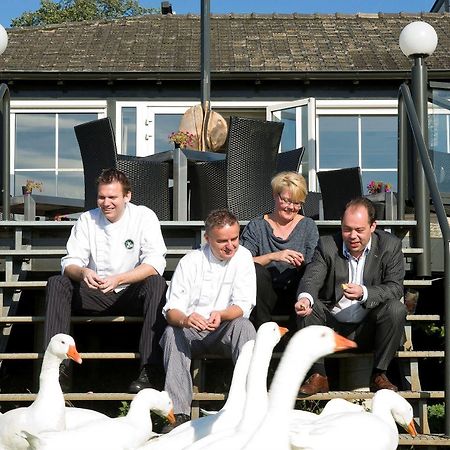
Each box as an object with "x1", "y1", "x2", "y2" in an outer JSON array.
[{"x1": 240, "y1": 171, "x2": 319, "y2": 328}]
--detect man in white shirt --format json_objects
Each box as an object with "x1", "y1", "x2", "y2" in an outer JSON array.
[
  {"x1": 44, "y1": 168, "x2": 168, "y2": 393},
  {"x1": 295, "y1": 197, "x2": 406, "y2": 395},
  {"x1": 160, "y1": 209, "x2": 257, "y2": 432}
]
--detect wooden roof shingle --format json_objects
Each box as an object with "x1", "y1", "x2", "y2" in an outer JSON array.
[{"x1": 0, "y1": 13, "x2": 448, "y2": 80}]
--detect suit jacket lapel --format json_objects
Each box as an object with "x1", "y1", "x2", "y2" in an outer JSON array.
[
  {"x1": 363, "y1": 232, "x2": 379, "y2": 285},
  {"x1": 334, "y1": 234, "x2": 349, "y2": 300}
]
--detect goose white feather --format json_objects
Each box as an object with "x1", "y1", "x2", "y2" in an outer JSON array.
[
  {"x1": 242, "y1": 325, "x2": 357, "y2": 450},
  {"x1": 290, "y1": 389, "x2": 417, "y2": 450},
  {"x1": 184, "y1": 322, "x2": 288, "y2": 450},
  {"x1": 290, "y1": 398, "x2": 365, "y2": 425},
  {"x1": 64, "y1": 407, "x2": 109, "y2": 429},
  {"x1": 138, "y1": 339, "x2": 255, "y2": 450},
  {"x1": 22, "y1": 388, "x2": 175, "y2": 450},
  {"x1": 0, "y1": 333, "x2": 81, "y2": 450}
]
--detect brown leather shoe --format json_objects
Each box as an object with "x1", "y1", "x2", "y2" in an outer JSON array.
[
  {"x1": 370, "y1": 373, "x2": 398, "y2": 393},
  {"x1": 298, "y1": 373, "x2": 329, "y2": 396}
]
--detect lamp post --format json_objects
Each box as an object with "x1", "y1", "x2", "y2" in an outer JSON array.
[
  {"x1": 399, "y1": 21, "x2": 438, "y2": 277},
  {"x1": 0, "y1": 24, "x2": 9, "y2": 220}
]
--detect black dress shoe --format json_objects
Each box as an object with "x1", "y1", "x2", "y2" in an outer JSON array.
[
  {"x1": 59, "y1": 361, "x2": 72, "y2": 393},
  {"x1": 128, "y1": 365, "x2": 164, "y2": 393},
  {"x1": 161, "y1": 414, "x2": 190, "y2": 434}
]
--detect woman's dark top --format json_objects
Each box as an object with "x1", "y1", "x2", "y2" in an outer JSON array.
[{"x1": 240, "y1": 215, "x2": 319, "y2": 290}]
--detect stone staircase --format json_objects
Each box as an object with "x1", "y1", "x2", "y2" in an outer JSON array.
[{"x1": 0, "y1": 219, "x2": 448, "y2": 447}]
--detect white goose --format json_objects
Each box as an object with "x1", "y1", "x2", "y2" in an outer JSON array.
[
  {"x1": 184, "y1": 322, "x2": 288, "y2": 450},
  {"x1": 0, "y1": 333, "x2": 82, "y2": 450},
  {"x1": 290, "y1": 397, "x2": 365, "y2": 425},
  {"x1": 64, "y1": 407, "x2": 109, "y2": 429},
  {"x1": 290, "y1": 389, "x2": 417, "y2": 450},
  {"x1": 139, "y1": 338, "x2": 256, "y2": 449},
  {"x1": 242, "y1": 325, "x2": 357, "y2": 450},
  {"x1": 22, "y1": 388, "x2": 175, "y2": 450}
]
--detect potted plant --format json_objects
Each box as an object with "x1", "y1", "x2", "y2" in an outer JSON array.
[
  {"x1": 168, "y1": 130, "x2": 195, "y2": 149},
  {"x1": 367, "y1": 180, "x2": 392, "y2": 195},
  {"x1": 22, "y1": 179, "x2": 43, "y2": 195}
]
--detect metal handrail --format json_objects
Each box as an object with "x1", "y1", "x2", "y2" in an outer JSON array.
[
  {"x1": 0, "y1": 83, "x2": 10, "y2": 220},
  {"x1": 399, "y1": 82, "x2": 450, "y2": 434}
]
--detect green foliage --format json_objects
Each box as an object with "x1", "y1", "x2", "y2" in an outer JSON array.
[
  {"x1": 424, "y1": 323, "x2": 445, "y2": 338},
  {"x1": 118, "y1": 400, "x2": 130, "y2": 417},
  {"x1": 11, "y1": 0, "x2": 159, "y2": 27},
  {"x1": 428, "y1": 402, "x2": 445, "y2": 433}
]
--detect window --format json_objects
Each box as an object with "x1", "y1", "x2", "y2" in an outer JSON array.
[
  {"x1": 318, "y1": 114, "x2": 397, "y2": 193},
  {"x1": 13, "y1": 111, "x2": 99, "y2": 199}
]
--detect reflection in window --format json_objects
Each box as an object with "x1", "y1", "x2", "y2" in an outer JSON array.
[
  {"x1": 16, "y1": 114, "x2": 55, "y2": 169},
  {"x1": 429, "y1": 113, "x2": 449, "y2": 154},
  {"x1": 57, "y1": 171, "x2": 84, "y2": 199},
  {"x1": 14, "y1": 112, "x2": 97, "y2": 198},
  {"x1": 155, "y1": 114, "x2": 184, "y2": 152},
  {"x1": 121, "y1": 107, "x2": 137, "y2": 156},
  {"x1": 59, "y1": 114, "x2": 94, "y2": 169},
  {"x1": 279, "y1": 108, "x2": 296, "y2": 151},
  {"x1": 361, "y1": 116, "x2": 397, "y2": 168},
  {"x1": 319, "y1": 116, "x2": 358, "y2": 169}
]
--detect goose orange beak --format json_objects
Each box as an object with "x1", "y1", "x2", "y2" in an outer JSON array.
[
  {"x1": 333, "y1": 332, "x2": 357, "y2": 352},
  {"x1": 67, "y1": 344, "x2": 82, "y2": 364},
  {"x1": 406, "y1": 420, "x2": 418, "y2": 437},
  {"x1": 166, "y1": 408, "x2": 176, "y2": 424},
  {"x1": 278, "y1": 326, "x2": 289, "y2": 337}
]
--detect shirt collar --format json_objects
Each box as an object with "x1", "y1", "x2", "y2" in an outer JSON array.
[{"x1": 343, "y1": 237, "x2": 372, "y2": 260}]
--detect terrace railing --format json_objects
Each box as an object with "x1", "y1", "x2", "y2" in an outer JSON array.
[{"x1": 398, "y1": 82, "x2": 450, "y2": 434}]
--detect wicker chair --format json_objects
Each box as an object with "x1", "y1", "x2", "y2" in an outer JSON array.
[
  {"x1": 317, "y1": 167, "x2": 363, "y2": 220},
  {"x1": 74, "y1": 117, "x2": 171, "y2": 220},
  {"x1": 189, "y1": 116, "x2": 284, "y2": 220},
  {"x1": 276, "y1": 147, "x2": 305, "y2": 173},
  {"x1": 302, "y1": 191, "x2": 323, "y2": 220},
  {"x1": 317, "y1": 167, "x2": 393, "y2": 220}
]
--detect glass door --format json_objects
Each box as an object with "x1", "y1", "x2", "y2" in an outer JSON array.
[{"x1": 266, "y1": 98, "x2": 317, "y2": 189}]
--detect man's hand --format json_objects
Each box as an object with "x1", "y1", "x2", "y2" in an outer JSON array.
[
  {"x1": 99, "y1": 275, "x2": 121, "y2": 294},
  {"x1": 81, "y1": 268, "x2": 104, "y2": 289},
  {"x1": 295, "y1": 297, "x2": 312, "y2": 317},
  {"x1": 206, "y1": 311, "x2": 221, "y2": 331},
  {"x1": 342, "y1": 283, "x2": 364, "y2": 300},
  {"x1": 184, "y1": 312, "x2": 209, "y2": 331}
]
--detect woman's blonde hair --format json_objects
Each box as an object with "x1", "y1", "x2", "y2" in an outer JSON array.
[{"x1": 271, "y1": 171, "x2": 307, "y2": 204}]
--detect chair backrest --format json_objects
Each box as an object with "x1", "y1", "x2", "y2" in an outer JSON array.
[
  {"x1": 225, "y1": 116, "x2": 284, "y2": 219},
  {"x1": 276, "y1": 147, "x2": 305, "y2": 173},
  {"x1": 117, "y1": 155, "x2": 171, "y2": 221},
  {"x1": 317, "y1": 167, "x2": 363, "y2": 220},
  {"x1": 74, "y1": 117, "x2": 118, "y2": 210},
  {"x1": 302, "y1": 191, "x2": 322, "y2": 220}
]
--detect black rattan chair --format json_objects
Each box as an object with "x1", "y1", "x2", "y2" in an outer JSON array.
[
  {"x1": 317, "y1": 167, "x2": 393, "y2": 220},
  {"x1": 189, "y1": 116, "x2": 284, "y2": 220},
  {"x1": 276, "y1": 147, "x2": 305, "y2": 173},
  {"x1": 302, "y1": 191, "x2": 322, "y2": 220},
  {"x1": 317, "y1": 167, "x2": 363, "y2": 220},
  {"x1": 74, "y1": 117, "x2": 171, "y2": 220}
]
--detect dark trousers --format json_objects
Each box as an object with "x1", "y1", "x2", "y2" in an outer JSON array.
[
  {"x1": 44, "y1": 274, "x2": 167, "y2": 367},
  {"x1": 296, "y1": 298, "x2": 407, "y2": 374},
  {"x1": 251, "y1": 263, "x2": 300, "y2": 329}
]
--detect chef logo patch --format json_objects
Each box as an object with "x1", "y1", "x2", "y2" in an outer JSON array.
[{"x1": 124, "y1": 239, "x2": 134, "y2": 250}]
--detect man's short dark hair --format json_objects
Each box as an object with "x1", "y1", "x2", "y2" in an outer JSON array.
[
  {"x1": 342, "y1": 197, "x2": 376, "y2": 225},
  {"x1": 205, "y1": 209, "x2": 239, "y2": 234},
  {"x1": 96, "y1": 168, "x2": 131, "y2": 195}
]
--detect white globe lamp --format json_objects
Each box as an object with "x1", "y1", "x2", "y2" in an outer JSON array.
[
  {"x1": 399, "y1": 21, "x2": 438, "y2": 58},
  {"x1": 0, "y1": 24, "x2": 8, "y2": 56}
]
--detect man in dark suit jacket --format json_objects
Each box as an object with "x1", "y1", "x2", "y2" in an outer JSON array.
[{"x1": 295, "y1": 197, "x2": 407, "y2": 395}]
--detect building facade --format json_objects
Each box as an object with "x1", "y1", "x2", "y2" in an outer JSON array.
[{"x1": 0, "y1": 13, "x2": 449, "y2": 200}]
